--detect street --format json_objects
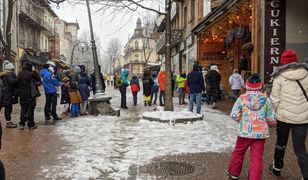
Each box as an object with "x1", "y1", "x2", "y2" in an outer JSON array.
[{"x1": 0, "y1": 86, "x2": 303, "y2": 179}]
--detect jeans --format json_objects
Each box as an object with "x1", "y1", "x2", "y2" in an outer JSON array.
[
  {"x1": 159, "y1": 91, "x2": 165, "y2": 105},
  {"x1": 273, "y1": 121, "x2": 308, "y2": 178},
  {"x1": 71, "y1": 103, "x2": 80, "y2": 117},
  {"x1": 228, "y1": 136, "x2": 265, "y2": 179},
  {"x1": 19, "y1": 98, "x2": 36, "y2": 127},
  {"x1": 151, "y1": 91, "x2": 158, "y2": 104},
  {"x1": 4, "y1": 104, "x2": 13, "y2": 121},
  {"x1": 189, "y1": 93, "x2": 201, "y2": 114},
  {"x1": 178, "y1": 88, "x2": 186, "y2": 104},
  {"x1": 132, "y1": 92, "x2": 138, "y2": 106},
  {"x1": 44, "y1": 93, "x2": 58, "y2": 119},
  {"x1": 119, "y1": 85, "x2": 127, "y2": 107},
  {"x1": 232, "y1": 89, "x2": 241, "y2": 101}
]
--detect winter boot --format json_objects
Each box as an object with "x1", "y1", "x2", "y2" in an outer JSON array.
[
  {"x1": 6, "y1": 121, "x2": 17, "y2": 128},
  {"x1": 268, "y1": 163, "x2": 281, "y2": 177},
  {"x1": 148, "y1": 102, "x2": 152, "y2": 106},
  {"x1": 53, "y1": 116, "x2": 62, "y2": 121},
  {"x1": 212, "y1": 102, "x2": 218, "y2": 109},
  {"x1": 19, "y1": 126, "x2": 25, "y2": 130},
  {"x1": 28, "y1": 124, "x2": 38, "y2": 130},
  {"x1": 225, "y1": 170, "x2": 238, "y2": 180},
  {"x1": 144, "y1": 102, "x2": 147, "y2": 106}
]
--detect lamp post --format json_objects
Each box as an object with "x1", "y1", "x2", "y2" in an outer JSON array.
[
  {"x1": 70, "y1": 41, "x2": 88, "y2": 66},
  {"x1": 49, "y1": 0, "x2": 104, "y2": 98}
]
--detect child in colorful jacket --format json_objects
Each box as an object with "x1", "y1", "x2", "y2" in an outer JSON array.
[
  {"x1": 69, "y1": 82, "x2": 82, "y2": 117},
  {"x1": 226, "y1": 73, "x2": 277, "y2": 180}
]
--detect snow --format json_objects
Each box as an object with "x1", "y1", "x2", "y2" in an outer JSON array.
[{"x1": 38, "y1": 86, "x2": 238, "y2": 179}]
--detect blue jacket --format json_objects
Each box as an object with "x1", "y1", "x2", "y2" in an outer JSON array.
[
  {"x1": 40, "y1": 68, "x2": 61, "y2": 94},
  {"x1": 187, "y1": 65, "x2": 205, "y2": 94},
  {"x1": 121, "y1": 69, "x2": 129, "y2": 86},
  {"x1": 79, "y1": 72, "x2": 90, "y2": 101}
]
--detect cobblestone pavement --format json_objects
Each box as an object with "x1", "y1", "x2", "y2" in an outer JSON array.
[{"x1": 0, "y1": 86, "x2": 305, "y2": 179}]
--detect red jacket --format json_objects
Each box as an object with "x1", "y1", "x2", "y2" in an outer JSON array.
[
  {"x1": 131, "y1": 84, "x2": 140, "y2": 92},
  {"x1": 158, "y1": 71, "x2": 166, "y2": 91}
]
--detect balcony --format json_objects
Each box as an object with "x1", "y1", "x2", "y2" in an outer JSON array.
[
  {"x1": 19, "y1": 4, "x2": 44, "y2": 29},
  {"x1": 156, "y1": 30, "x2": 182, "y2": 54}
]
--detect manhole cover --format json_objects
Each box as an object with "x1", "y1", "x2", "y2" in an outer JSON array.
[{"x1": 149, "y1": 161, "x2": 195, "y2": 176}]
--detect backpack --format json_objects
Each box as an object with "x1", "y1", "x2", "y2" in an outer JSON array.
[{"x1": 115, "y1": 75, "x2": 123, "y2": 87}]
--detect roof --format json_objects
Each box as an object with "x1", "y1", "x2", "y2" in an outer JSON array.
[
  {"x1": 66, "y1": 22, "x2": 80, "y2": 30},
  {"x1": 192, "y1": 0, "x2": 238, "y2": 35}
]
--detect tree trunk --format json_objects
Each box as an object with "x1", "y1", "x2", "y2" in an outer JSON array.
[
  {"x1": 5, "y1": 0, "x2": 14, "y2": 62},
  {"x1": 164, "y1": 0, "x2": 173, "y2": 111}
]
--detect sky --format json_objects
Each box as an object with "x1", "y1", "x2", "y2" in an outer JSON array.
[{"x1": 51, "y1": 1, "x2": 141, "y2": 52}]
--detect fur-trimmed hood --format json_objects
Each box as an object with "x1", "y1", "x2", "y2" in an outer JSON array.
[{"x1": 271, "y1": 62, "x2": 308, "y2": 78}]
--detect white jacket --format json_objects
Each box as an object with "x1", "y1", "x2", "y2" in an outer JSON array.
[
  {"x1": 229, "y1": 73, "x2": 244, "y2": 90},
  {"x1": 270, "y1": 63, "x2": 308, "y2": 124}
]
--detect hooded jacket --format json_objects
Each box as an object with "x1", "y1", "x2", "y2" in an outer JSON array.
[
  {"x1": 229, "y1": 73, "x2": 244, "y2": 90},
  {"x1": 142, "y1": 72, "x2": 153, "y2": 96},
  {"x1": 187, "y1": 64, "x2": 205, "y2": 94},
  {"x1": 270, "y1": 63, "x2": 308, "y2": 124},
  {"x1": 40, "y1": 68, "x2": 60, "y2": 94},
  {"x1": 121, "y1": 69, "x2": 129, "y2": 86},
  {"x1": 231, "y1": 91, "x2": 276, "y2": 139},
  {"x1": 157, "y1": 71, "x2": 166, "y2": 91},
  {"x1": 130, "y1": 75, "x2": 140, "y2": 93}
]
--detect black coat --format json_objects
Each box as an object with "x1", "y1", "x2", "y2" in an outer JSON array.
[
  {"x1": 91, "y1": 72, "x2": 105, "y2": 93},
  {"x1": 17, "y1": 68, "x2": 41, "y2": 103},
  {"x1": 207, "y1": 70, "x2": 221, "y2": 96},
  {"x1": 142, "y1": 76, "x2": 153, "y2": 96},
  {"x1": 60, "y1": 84, "x2": 70, "y2": 104},
  {"x1": 0, "y1": 71, "x2": 18, "y2": 106}
]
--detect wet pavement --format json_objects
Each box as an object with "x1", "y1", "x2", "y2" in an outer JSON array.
[{"x1": 0, "y1": 86, "x2": 305, "y2": 179}]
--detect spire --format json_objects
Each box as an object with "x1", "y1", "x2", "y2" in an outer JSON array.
[{"x1": 136, "y1": 18, "x2": 142, "y2": 28}]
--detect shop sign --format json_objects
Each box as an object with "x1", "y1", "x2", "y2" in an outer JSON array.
[
  {"x1": 186, "y1": 35, "x2": 194, "y2": 47},
  {"x1": 171, "y1": 2, "x2": 177, "y2": 20},
  {"x1": 264, "y1": 0, "x2": 286, "y2": 83},
  {"x1": 211, "y1": 0, "x2": 225, "y2": 9},
  {"x1": 202, "y1": 52, "x2": 225, "y2": 61},
  {"x1": 180, "y1": 42, "x2": 185, "y2": 51}
]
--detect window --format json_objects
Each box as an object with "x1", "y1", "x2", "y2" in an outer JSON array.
[
  {"x1": 45, "y1": 39, "x2": 48, "y2": 51},
  {"x1": 134, "y1": 41, "x2": 139, "y2": 49},
  {"x1": 191, "y1": 0, "x2": 195, "y2": 21},
  {"x1": 135, "y1": 54, "x2": 139, "y2": 62},
  {"x1": 183, "y1": 6, "x2": 187, "y2": 27}
]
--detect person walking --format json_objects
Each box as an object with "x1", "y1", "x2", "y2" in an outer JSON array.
[
  {"x1": 157, "y1": 68, "x2": 166, "y2": 106},
  {"x1": 130, "y1": 75, "x2": 140, "y2": 106},
  {"x1": 229, "y1": 69, "x2": 245, "y2": 102},
  {"x1": 69, "y1": 82, "x2": 82, "y2": 117},
  {"x1": 227, "y1": 73, "x2": 277, "y2": 180},
  {"x1": 142, "y1": 71, "x2": 154, "y2": 106},
  {"x1": 0, "y1": 60, "x2": 18, "y2": 128},
  {"x1": 187, "y1": 64, "x2": 205, "y2": 114},
  {"x1": 17, "y1": 63, "x2": 42, "y2": 130},
  {"x1": 119, "y1": 69, "x2": 129, "y2": 109},
  {"x1": 79, "y1": 69, "x2": 90, "y2": 115},
  {"x1": 40, "y1": 61, "x2": 62, "y2": 124},
  {"x1": 60, "y1": 77, "x2": 70, "y2": 116},
  {"x1": 151, "y1": 74, "x2": 159, "y2": 105},
  {"x1": 176, "y1": 71, "x2": 187, "y2": 105},
  {"x1": 207, "y1": 65, "x2": 221, "y2": 109},
  {"x1": 268, "y1": 49, "x2": 308, "y2": 180}
]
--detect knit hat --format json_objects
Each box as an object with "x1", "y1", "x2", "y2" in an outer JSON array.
[
  {"x1": 46, "y1": 60, "x2": 56, "y2": 67},
  {"x1": 210, "y1": 65, "x2": 219, "y2": 73},
  {"x1": 246, "y1": 73, "x2": 262, "y2": 90},
  {"x1": 3, "y1": 60, "x2": 14, "y2": 70},
  {"x1": 280, "y1": 49, "x2": 298, "y2": 65}
]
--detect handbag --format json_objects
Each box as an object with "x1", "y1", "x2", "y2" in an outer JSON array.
[{"x1": 296, "y1": 80, "x2": 308, "y2": 102}]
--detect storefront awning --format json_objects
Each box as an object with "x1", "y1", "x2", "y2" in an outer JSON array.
[{"x1": 20, "y1": 50, "x2": 51, "y2": 66}]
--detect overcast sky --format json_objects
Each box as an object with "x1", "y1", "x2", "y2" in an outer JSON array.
[{"x1": 51, "y1": 2, "x2": 140, "y2": 52}]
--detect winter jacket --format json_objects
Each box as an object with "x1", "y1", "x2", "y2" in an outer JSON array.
[
  {"x1": 231, "y1": 91, "x2": 277, "y2": 139},
  {"x1": 176, "y1": 74, "x2": 187, "y2": 88},
  {"x1": 60, "y1": 84, "x2": 70, "y2": 104},
  {"x1": 17, "y1": 67, "x2": 41, "y2": 103},
  {"x1": 142, "y1": 74, "x2": 154, "y2": 96},
  {"x1": 79, "y1": 73, "x2": 90, "y2": 101},
  {"x1": 40, "y1": 68, "x2": 61, "y2": 94},
  {"x1": 207, "y1": 70, "x2": 221, "y2": 96},
  {"x1": 69, "y1": 91, "x2": 82, "y2": 104},
  {"x1": 0, "y1": 70, "x2": 18, "y2": 106},
  {"x1": 130, "y1": 76, "x2": 140, "y2": 93},
  {"x1": 121, "y1": 69, "x2": 129, "y2": 87},
  {"x1": 91, "y1": 72, "x2": 105, "y2": 92},
  {"x1": 157, "y1": 71, "x2": 166, "y2": 91},
  {"x1": 152, "y1": 78, "x2": 159, "y2": 92},
  {"x1": 270, "y1": 63, "x2": 308, "y2": 124},
  {"x1": 229, "y1": 73, "x2": 245, "y2": 90},
  {"x1": 187, "y1": 65, "x2": 205, "y2": 94}
]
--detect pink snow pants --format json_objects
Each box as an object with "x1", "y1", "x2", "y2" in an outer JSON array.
[{"x1": 228, "y1": 136, "x2": 265, "y2": 180}]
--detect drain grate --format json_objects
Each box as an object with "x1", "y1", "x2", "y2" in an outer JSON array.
[{"x1": 149, "y1": 161, "x2": 195, "y2": 176}]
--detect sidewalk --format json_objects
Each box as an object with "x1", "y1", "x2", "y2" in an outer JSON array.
[{"x1": 0, "y1": 87, "x2": 304, "y2": 179}]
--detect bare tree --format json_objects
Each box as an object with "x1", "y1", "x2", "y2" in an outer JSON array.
[
  {"x1": 70, "y1": 0, "x2": 173, "y2": 111},
  {"x1": 105, "y1": 38, "x2": 122, "y2": 74},
  {"x1": 141, "y1": 14, "x2": 156, "y2": 65},
  {"x1": 0, "y1": 0, "x2": 16, "y2": 68}
]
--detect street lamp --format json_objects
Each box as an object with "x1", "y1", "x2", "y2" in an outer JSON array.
[
  {"x1": 70, "y1": 41, "x2": 88, "y2": 66},
  {"x1": 49, "y1": 0, "x2": 105, "y2": 98}
]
